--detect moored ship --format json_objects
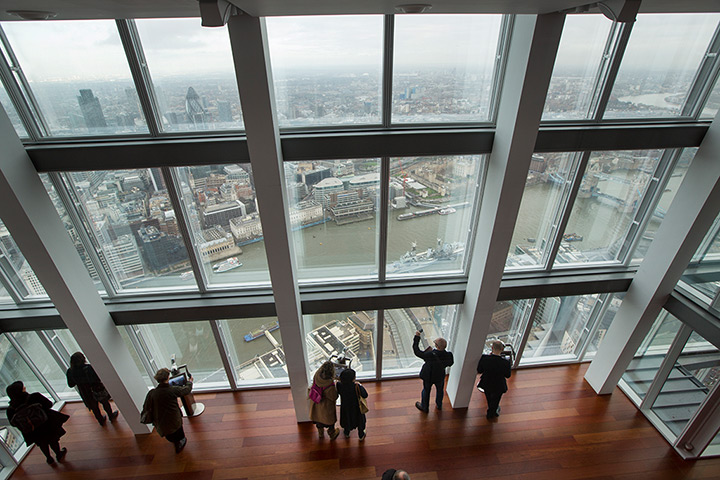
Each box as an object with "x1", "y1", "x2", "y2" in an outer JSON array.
[
  {"x1": 212, "y1": 257, "x2": 242, "y2": 273},
  {"x1": 244, "y1": 321, "x2": 280, "y2": 342}
]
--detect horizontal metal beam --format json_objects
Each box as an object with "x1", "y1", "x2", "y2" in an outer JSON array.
[
  {"x1": 664, "y1": 290, "x2": 720, "y2": 349},
  {"x1": 498, "y1": 268, "x2": 634, "y2": 301},
  {"x1": 682, "y1": 260, "x2": 720, "y2": 284},
  {"x1": 26, "y1": 123, "x2": 709, "y2": 172},
  {"x1": 0, "y1": 307, "x2": 64, "y2": 331}
]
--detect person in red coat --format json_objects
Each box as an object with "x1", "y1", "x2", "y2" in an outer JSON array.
[{"x1": 477, "y1": 340, "x2": 512, "y2": 419}]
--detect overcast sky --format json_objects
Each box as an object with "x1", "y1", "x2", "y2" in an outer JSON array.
[{"x1": 1, "y1": 13, "x2": 719, "y2": 81}]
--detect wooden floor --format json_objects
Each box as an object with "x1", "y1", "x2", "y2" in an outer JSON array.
[{"x1": 9, "y1": 364, "x2": 720, "y2": 480}]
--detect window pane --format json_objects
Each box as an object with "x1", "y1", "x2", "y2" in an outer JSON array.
[
  {"x1": 118, "y1": 326, "x2": 153, "y2": 388},
  {"x1": 0, "y1": 82, "x2": 28, "y2": 138},
  {"x1": 485, "y1": 300, "x2": 532, "y2": 355},
  {"x1": 604, "y1": 14, "x2": 720, "y2": 119},
  {"x1": 220, "y1": 317, "x2": 288, "y2": 385},
  {"x1": 650, "y1": 332, "x2": 719, "y2": 439},
  {"x1": 387, "y1": 156, "x2": 483, "y2": 278},
  {"x1": 682, "y1": 212, "x2": 720, "y2": 304},
  {"x1": 0, "y1": 219, "x2": 47, "y2": 299},
  {"x1": 2, "y1": 20, "x2": 148, "y2": 136},
  {"x1": 583, "y1": 293, "x2": 624, "y2": 359},
  {"x1": 506, "y1": 153, "x2": 579, "y2": 269},
  {"x1": 136, "y1": 321, "x2": 228, "y2": 389},
  {"x1": 267, "y1": 16, "x2": 383, "y2": 128},
  {"x1": 286, "y1": 159, "x2": 380, "y2": 282},
  {"x1": 0, "y1": 284, "x2": 11, "y2": 304},
  {"x1": 0, "y1": 334, "x2": 52, "y2": 407},
  {"x1": 622, "y1": 311, "x2": 682, "y2": 401},
  {"x1": 305, "y1": 311, "x2": 377, "y2": 379},
  {"x1": 701, "y1": 73, "x2": 720, "y2": 119},
  {"x1": 175, "y1": 164, "x2": 270, "y2": 287},
  {"x1": 543, "y1": 15, "x2": 611, "y2": 121},
  {"x1": 135, "y1": 18, "x2": 244, "y2": 132},
  {"x1": 10, "y1": 331, "x2": 78, "y2": 401},
  {"x1": 555, "y1": 149, "x2": 663, "y2": 266},
  {"x1": 382, "y1": 305, "x2": 456, "y2": 376},
  {"x1": 519, "y1": 294, "x2": 600, "y2": 364},
  {"x1": 392, "y1": 15, "x2": 502, "y2": 123},
  {"x1": 62, "y1": 169, "x2": 195, "y2": 292}
]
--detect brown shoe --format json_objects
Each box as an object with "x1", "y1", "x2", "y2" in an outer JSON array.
[{"x1": 329, "y1": 427, "x2": 340, "y2": 440}]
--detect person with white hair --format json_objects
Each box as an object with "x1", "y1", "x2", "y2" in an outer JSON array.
[{"x1": 412, "y1": 331, "x2": 454, "y2": 412}]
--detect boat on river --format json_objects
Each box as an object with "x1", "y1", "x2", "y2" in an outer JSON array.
[
  {"x1": 212, "y1": 257, "x2": 242, "y2": 273},
  {"x1": 244, "y1": 321, "x2": 280, "y2": 342},
  {"x1": 387, "y1": 239, "x2": 464, "y2": 274}
]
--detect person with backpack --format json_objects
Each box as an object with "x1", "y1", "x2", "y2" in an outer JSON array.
[
  {"x1": 66, "y1": 352, "x2": 119, "y2": 426},
  {"x1": 308, "y1": 361, "x2": 339, "y2": 440},
  {"x1": 337, "y1": 368, "x2": 368, "y2": 440},
  {"x1": 141, "y1": 368, "x2": 193, "y2": 453},
  {"x1": 412, "y1": 331, "x2": 454, "y2": 412},
  {"x1": 6, "y1": 381, "x2": 69, "y2": 465}
]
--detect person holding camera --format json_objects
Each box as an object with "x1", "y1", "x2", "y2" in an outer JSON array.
[
  {"x1": 413, "y1": 331, "x2": 454, "y2": 412},
  {"x1": 477, "y1": 340, "x2": 512, "y2": 419},
  {"x1": 141, "y1": 368, "x2": 193, "y2": 453}
]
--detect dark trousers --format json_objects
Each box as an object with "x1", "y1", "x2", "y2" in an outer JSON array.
[
  {"x1": 343, "y1": 414, "x2": 367, "y2": 436},
  {"x1": 484, "y1": 390, "x2": 504, "y2": 418},
  {"x1": 165, "y1": 426, "x2": 185, "y2": 444},
  {"x1": 36, "y1": 439, "x2": 61, "y2": 460},
  {"x1": 420, "y1": 378, "x2": 444, "y2": 410},
  {"x1": 90, "y1": 398, "x2": 113, "y2": 422}
]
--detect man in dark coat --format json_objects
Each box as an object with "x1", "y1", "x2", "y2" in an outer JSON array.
[
  {"x1": 66, "y1": 352, "x2": 118, "y2": 425},
  {"x1": 477, "y1": 340, "x2": 512, "y2": 419},
  {"x1": 413, "y1": 331, "x2": 454, "y2": 412},
  {"x1": 142, "y1": 368, "x2": 193, "y2": 453}
]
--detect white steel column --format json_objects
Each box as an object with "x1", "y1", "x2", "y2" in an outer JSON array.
[
  {"x1": 446, "y1": 13, "x2": 565, "y2": 408},
  {"x1": 585, "y1": 111, "x2": 720, "y2": 394},
  {"x1": 227, "y1": 13, "x2": 310, "y2": 421},
  {"x1": 0, "y1": 106, "x2": 151, "y2": 434}
]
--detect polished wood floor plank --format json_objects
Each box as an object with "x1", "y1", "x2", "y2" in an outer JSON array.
[{"x1": 8, "y1": 364, "x2": 719, "y2": 480}]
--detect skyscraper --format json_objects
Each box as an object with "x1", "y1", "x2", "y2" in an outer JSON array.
[
  {"x1": 185, "y1": 86, "x2": 206, "y2": 127},
  {"x1": 77, "y1": 89, "x2": 107, "y2": 129}
]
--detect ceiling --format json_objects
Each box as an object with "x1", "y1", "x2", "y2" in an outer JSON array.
[{"x1": 0, "y1": 0, "x2": 719, "y2": 22}]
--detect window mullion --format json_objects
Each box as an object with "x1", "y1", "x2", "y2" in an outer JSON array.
[
  {"x1": 592, "y1": 21, "x2": 634, "y2": 121},
  {"x1": 375, "y1": 309, "x2": 385, "y2": 380},
  {"x1": 210, "y1": 320, "x2": 238, "y2": 390},
  {"x1": 544, "y1": 151, "x2": 590, "y2": 270},
  {"x1": 577, "y1": 293, "x2": 611, "y2": 360},
  {"x1": 512, "y1": 298, "x2": 540, "y2": 368},
  {"x1": 489, "y1": 15, "x2": 514, "y2": 123},
  {"x1": 682, "y1": 23, "x2": 720, "y2": 118},
  {"x1": 162, "y1": 167, "x2": 207, "y2": 292},
  {"x1": 125, "y1": 325, "x2": 158, "y2": 382},
  {"x1": 36, "y1": 330, "x2": 71, "y2": 371},
  {"x1": 116, "y1": 19, "x2": 163, "y2": 137},
  {"x1": 640, "y1": 323, "x2": 693, "y2": 410},
  {"x1": 0, "y1": 262, "x2": 24, "y2": 305},
  {"x1": 378, "y1": 157, "x2": 390, "y2": 282},
  {"x1": 0, "y1": 25, "x2": 48, "y2": 139},
  {"x1": 381, "y1": 15, "x2": 394, "y2": 128}
]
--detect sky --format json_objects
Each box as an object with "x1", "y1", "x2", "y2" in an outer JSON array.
[{"x1": 0, "y1": 13, "x2": 719, "y2": 81}]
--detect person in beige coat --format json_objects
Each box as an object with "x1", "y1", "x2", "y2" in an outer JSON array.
[{"x1": 308, "y1": 361, "x2": 339, "y2": 439}]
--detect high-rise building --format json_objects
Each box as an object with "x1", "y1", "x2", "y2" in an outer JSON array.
[
  {"x1": 185, "y1": 86, "x2": 206, "y2": 126},
  {"x1": 77, "y1": 89, "x2": 107, "y2": 129}
]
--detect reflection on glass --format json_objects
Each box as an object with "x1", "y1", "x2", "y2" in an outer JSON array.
[
  {"x1": 507, "y1": 153, "x2": 579, "y2": 269},
  {"x1": 135, "y1": 18, "x2": 244, "y2": 132},
  {"x1": 650, "y1": 332, "x2": 719, "y2": 439},
  {"x1": 682, "y1": 211, "x2": 720, "y2": 304},
  {"x1": 10, "y1": 331, "x2": 78, "y2": 400},
  {"x1": 0, "y1": 82, "x2": 28, "y2": 138},
  {"x1": 267, "y1": 15, "x2": 383, "y2": 128},
  {"x1": 382, "y1": 306, "x2": 456, "y2": 376},
  {"x1": 632, "y1": 149, "x2": 694, "y2": 262},
  {"x1": 556, "y1": 150, "x2": 663, "y2": 265},
  {"x1": 62, "y1": 169, "x2": 195, "y2": 292},
  {"x1": 40, "y1": 174, "x2": 105, "y2": 293},
  {"x1": 304, "y1": 311, "x2": 377, "y2": 379},
  {"x1": 701, "y1": 74, "x2": 720, "y2": 119},
  {"x1": 175, "y1": 164, "x2": 270, "y2": 287},
  {"x1": 2, "y1": 20, "x2": 148, "y2": 136},
  {"x1": 484, "y1": 300, "x2": 532, "y2": 354},
  {"x1": 622, "y1": 311, "x2": 682, "y2": 400},
  {"x1": 605, "y1": 14, "x2": 720, "y2": 119},
  {"x1": 520, "y1": 294, "x2": 600, "y2": 364},
  {"x1": 392, "y1": 15, "x2": 501, "y2": 123},
  {"x1": 543, "y1": 15, "x2": 611, "y2": 120},
  {"x1": 136, "y1": 321, "x2": 228, "y2": 388},
  {"x1": 0, "y1": 334, "x2": 52, "y2": 406},
  {"x1": 118, "y1": 327, "x2": 153, "y2": 388},
  {"x1": 285, "y1": 159, "x2": 380, "y2": 282},
  {"x1": 387, "y1": 156, "x2": 482, "y2": 278},
  {"x1": 220, "y1": 317, "x2": 288, "y2": 384},
  {"x1": 0, "y1": 219, "x2": 47, "y2": 298}
]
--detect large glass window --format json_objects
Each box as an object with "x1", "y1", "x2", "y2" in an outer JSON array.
[
  {"x1": 0, "y1": 334, "x2": 52, "y2": 407},
  {"x1": 267, "y1": 15, "x2": 383, "y2": 128},
  {"x1": 506, "y1": 153, "x2": 579, "y2": 269},
  {"x1": 61, "y1": 169, "x2": 195, "y2": 292},
  {"x1": 392, "y1": 15, "x2": 502, "y2": 124},
  {"x1": 175, "y1": 164, "x2": 270, "y2": 287},
  {"x1": 542, "y1": 15, "x2": 612, "y2": 121},
  {"x1": 305, "y1": 311, "x2": 377, "y2": 379},
  {"x1": 1, "y1": 21, "x2": 148, "y2": 136},
  {"x1": 382, "y1": 305, "x2": 457, "y2": 377},
  {"x1": 387, "y1": 156, "x2": 483, "y2": 278},
  {"x1": 220, "y1": 317, "x2": 288, "y2": 384},
  {"x1": 0, "y1": 219, "x2": 47, "y2": 299},
  {"x1": 9, "y1": 332, "x2": 78, "y2": 401},
  {"x1": 604, "y1": 14, "x2": 720, "y2": 119},
  {"x1": 135, "y1": 18, "x2": 244, "y2": 132},
  {"x1": 556, "y1": 150, "x2": 663, "y2": 266},
  {"x1": 622, "y1": 311, "x2": 682, "y2": 400},
  {"x1": 286, "y1": 159, "x2": 380, "y2": 282},
  {"x1": 484, "y1": 300, "x2": 533, "y2": 355}
]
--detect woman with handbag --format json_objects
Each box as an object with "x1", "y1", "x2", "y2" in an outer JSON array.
[
  {"x1": 337, "y1": 368, "x2": 368, "y2": 440},
  {"x1": 66, "y1": 352, "x2": 118, "y2": 426},
  {"x1": 308, "y1": 361, "x2": 340, "y2": 440}
]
